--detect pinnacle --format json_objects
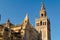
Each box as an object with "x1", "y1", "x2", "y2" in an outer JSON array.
[
  {"x1": 6, "y1": 19, "x2": 10, "y2": 23},
  {"x1": 41, "y1": 2, "x2": 45, "y2": 10},
  {"x1": 23, "y1": 13, "x2": 29, "y2": 24},
  {"x1": 25, "y1": 13, "x2": 29, "y2": 20}
]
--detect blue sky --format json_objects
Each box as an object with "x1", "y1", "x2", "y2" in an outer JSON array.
[{"x1": 0, "y1": 0, "x2": 60, "y2": 40}]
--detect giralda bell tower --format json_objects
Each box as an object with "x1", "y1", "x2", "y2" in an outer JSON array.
[{"x1": 36, "y1": 2, "x2": 51, "y2": 40}]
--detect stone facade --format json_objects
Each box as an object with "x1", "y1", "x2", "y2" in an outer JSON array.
[
  {"x1": 0, "y1": 3, "x2": 51, "y2": 40},
  {"x1": 36, "y1": 3, "x2": 51, "y2": 40}
]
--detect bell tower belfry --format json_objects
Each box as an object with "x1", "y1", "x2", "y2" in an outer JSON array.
[{"x1": 36, "y1": 2, "x2": 51, "y2": 40}]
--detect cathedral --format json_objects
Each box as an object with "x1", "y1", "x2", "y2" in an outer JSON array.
[{"x1": 0, "y1": 2, "x2": 51, "y2": 40}]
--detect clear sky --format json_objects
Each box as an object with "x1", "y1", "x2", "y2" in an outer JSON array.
[{"x1": 0, "y1": 0, "x2": 60, "y2": 40}]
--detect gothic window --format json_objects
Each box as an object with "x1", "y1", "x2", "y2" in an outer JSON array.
[
  {"x1": 36, "y1": 23, "x2": 39, "y2": 26},
  {"x1": 40, "y1": 21, "x2": 42, "y2": 26}
]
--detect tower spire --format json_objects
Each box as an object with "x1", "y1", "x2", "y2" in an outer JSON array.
[
  {"x1": 40, "y1": 2, "x2": 47, "y2": 18},
  {"x1": 6, "y1": 19, "x2": 10, "y2": 23},
  {"x1": 25, "y1": 13, "x2": 29, "y2": 21},
  {"x1": 36, "y1": 1, "x2": 51, "y2": 40},
  {"x1": 41, "y1": 2, "x2": 45, "y2": 10},
  {"x1": 23, "y1": 13, "x2": 29, "y2": 24},
  {"x1": 6, "y1": 19, "x2": 10, "y2": 28}
]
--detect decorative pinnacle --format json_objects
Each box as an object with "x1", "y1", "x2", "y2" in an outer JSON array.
[
  {"x1": 41, "y1": 2, "x2": 45, "y2": 10},
  {"x1": 6, "y1": 19, "x2": 10, "y2": 23},
  {"x1": 25, "y1": 13, "x2": 29, "y2": 20},
  {"x1": 25, "y1": 13, "x2": 29, "y2": 21}
]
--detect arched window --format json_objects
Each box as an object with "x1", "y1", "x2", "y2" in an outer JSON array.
[
  {"x1": 43, "y1": 22, "x2": 46, "y2": 25},
  {"x1": 40, "y1": 21, "x2": 42, "y2": 26},
  {"x1": 45, "y1": 22, "x2": 46, "y2": 25},
  {"x1": 41, "y1": 14, "x2": 43, "y2": 17}
]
